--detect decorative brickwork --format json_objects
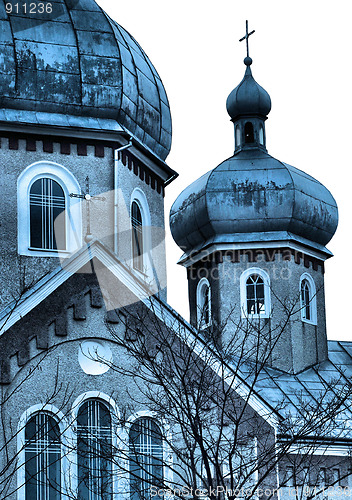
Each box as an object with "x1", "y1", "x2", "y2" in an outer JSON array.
[{"x1": 120, "y1": 149, "x2": 165, "y2": 197}]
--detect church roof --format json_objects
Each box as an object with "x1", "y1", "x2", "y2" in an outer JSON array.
[
  {"x1": 0, "y1": 0, "x2": 172, "y2": 160},
  {"x1": 170, "y1": 149, "x2": 338, "y2": 257},
  {"x1": 236, "y1": 341, "x2": 352, "y2": 442}
]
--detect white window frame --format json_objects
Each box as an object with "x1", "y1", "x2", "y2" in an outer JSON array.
[
  {"x1": 299, "y1": 272, "x2": 317, "y2": 325},
  {"x1": 196, "y1": 277, "x2": 212, "y2": 329},
  {"x1": 130, "y1": 188, "x2": 152, "y2": 279},
  {"x1": 18, "y1": 161, "x2": 82, "y2": 257},
  {"x1": 240, "y1": 267, "x2": 271, "y2": 319},
  {"x1": 17, "y1": 404, "x2": 72, "y2": 500}
]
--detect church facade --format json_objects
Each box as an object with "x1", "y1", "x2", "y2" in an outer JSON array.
[{"x1": 1, "y1": 2, "x2": 352, "y2": 499}]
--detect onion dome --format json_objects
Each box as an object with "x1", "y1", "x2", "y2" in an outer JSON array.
[
  {"x1": 170, "y1": 56, "x2": 338, "y2": 260},
  {"x1": 0, "y1": 0, "x2": 171, "y2": 160},
  {"x1": 226, "y1": 57, "x2": 271, "y2": 121},
  {"x1": 170, "y1": 150, "x2": 338, "y2": 257}
]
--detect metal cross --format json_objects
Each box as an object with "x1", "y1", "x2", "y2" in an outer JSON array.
[
  {"x1": 70, "y1": 176, "x2": 106, "y2": 241},
  {"x1": 239, "y1": 20, "x2": 255, "y2": 58}
]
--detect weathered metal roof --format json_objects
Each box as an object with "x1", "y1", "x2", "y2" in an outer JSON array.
[
  {"x1": 0, "y1": 0, "x2": 172, "y2": 160},
  {"x1": 170, "y1": 149, "x2": 338, "y2": 253},
  {"x1": 226, "y1": 58, "x2": 271, "y2": 121},
  {"x1": 237, "y1": 340, "x2": 352, "y2": 441}
]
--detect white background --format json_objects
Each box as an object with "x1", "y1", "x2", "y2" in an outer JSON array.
[{"x1": 96, "y1": 0, "x2": 351, "y2": 340}]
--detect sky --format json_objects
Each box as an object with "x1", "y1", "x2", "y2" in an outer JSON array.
[{"x1": 96, "y1": 0, "x2": 351, "y2": 340}]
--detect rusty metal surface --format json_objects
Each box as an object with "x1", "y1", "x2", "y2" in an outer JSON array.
[{"x1": 0, "y1": 0, "x2": 172, "y2": 160}]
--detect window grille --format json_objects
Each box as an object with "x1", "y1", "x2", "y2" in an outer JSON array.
[
  {"x1": 25, "y1": 413, "x2": 61, "y2": 500},
  {"x1": 77, "y1": 400, "x2": 112, "y2": 500},
  {"x1": 30, "y1": 178, "x2": 66, "y2": 250},
  {"x1": 129, "y1": 418, "x2": 163, "y2": 500},
  {"x1": 246, "y1": 274, "x2": 265, "y2": 315},
  {"x1": 301, "y1": 279, "x2": 311, "y2": 320}
]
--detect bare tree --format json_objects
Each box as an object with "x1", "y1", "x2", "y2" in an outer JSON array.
[
  {"x1": 101, "y1": 292, "x2": 352, "y2": 500},
  {"x1": 1, "y1": 286, "x2": 352, "y2": 500}
]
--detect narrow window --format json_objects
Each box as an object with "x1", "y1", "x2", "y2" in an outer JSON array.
[
  {"x1": 235, "y1": 125, "x2": 241, "y2": 148},
  {"x1": 197, "y1": 279, "x2": 211, "y2": 328},
  {"x1": 246, "y1": 274, "x2": 265, "y2": 315},
  {"x1": 30, "y1": 178, "x2": 66, "y2": 250},
  {"x1": 259, "y1": 126, "x2": 264, "y2": 145},
  {"x1": 25, "y1": 413, "x2": 61, "y2": 500},
  {"x1": 129, "y1": 418, "x2": 163, "y2": 500},
  {"x1": 131, "y1": 201, "x2": 143, "y2": 271},
  {"x1": 301, "y1": 279, "x2": 311, "y2": 320},
  {"x1": 244, "y1": 122, "x2": 254, "y2": 143},
  {"x1": 77, "y1": 400, "x2": 112, "y2": 500}
]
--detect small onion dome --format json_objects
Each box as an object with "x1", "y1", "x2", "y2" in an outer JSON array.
[
  {"x1": 226, "y1": 58, "x2": 271, "y2": 121},
  {"x1": 170, "y1": 149, "x2": 338, "y2": 254}
]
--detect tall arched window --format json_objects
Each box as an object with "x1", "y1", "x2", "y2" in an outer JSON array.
[
  {"x1": 131, "y1": 200, "x2": 143, "y2": 271},
  {"x1": 240, "y1": 268, "x2": 271, "y2": 318},
  {"x1": 300, "y1": 273, "x2": 317, "y2": 324},
  {"x1": 301, "y1": 280, "x2": 311, "y2": 320},
  {"x1": 30, "y1": 178, "x2": 66, "y2": 250},
  {"x1": 244, "y1": 122, "x2": 254, "y2": 143},
  {"x1": 24, "y1": 412, "x2": 61, "y2": 500},
  {"x1": 196, "y1": 278, "x2": 211, "y2": 328},
  {"x1": 77, "y1": 399, "x2": 113, "y2": 500},
  {"x1": 129, "y1": 418, "x2": 163, "y2": 500},
  {"x1": 246, "y1": 274, "x2": 265, "y2": 315}
]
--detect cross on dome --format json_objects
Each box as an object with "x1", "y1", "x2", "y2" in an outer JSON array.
[{"x1": 239, "y1": 20, "x2": 255, "y2": 64}]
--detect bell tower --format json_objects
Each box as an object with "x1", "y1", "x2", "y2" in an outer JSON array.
[{"x1": 170, "y1": 23, "x2": 338, "y2": 374}]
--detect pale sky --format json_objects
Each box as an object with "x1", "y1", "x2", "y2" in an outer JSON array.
[{"x1": 97, "y1": 0, "x2": 351, "y2": 340}]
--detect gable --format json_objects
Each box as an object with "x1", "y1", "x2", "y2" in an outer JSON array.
[{"x1": 0, "y1": 256, "x2": 145, "y2": 384}]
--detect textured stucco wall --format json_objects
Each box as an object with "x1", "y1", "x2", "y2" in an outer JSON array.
[
  {"x1": 0, "y1": 137, "x2": 167, "y2": 309},
  {"x1": 188, "y1": 250, "x2": 327, "y2": 373}
]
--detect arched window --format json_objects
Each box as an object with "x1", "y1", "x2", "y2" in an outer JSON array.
[
  {"x1": 129, "y1": 417, "x2": 163, "y2": 499},
  {"x1": 77, "y1": 399, "x2": 113, "y2": 500},
  {"x1": 301, "y1": 280, "x2": 311, "y2": 320},
  {"x1": 246, "y1": 274, "x2": 265, "y2": 315},
  {"x1": 300, "y1": 273, "x2": 317, "y2": 324},
  {"x1": 196, "y1": 278, "x2": 211, "y2": 328},
  {"x1": 244, "y1": 122, "x2": 254, "y2": 143},
  {"x1": 235, "y1": 125, "x2": 241, "y2": 148},
  {"x1": 259, "y1": 125, "x2": 264, "y2": 145},
  {"x1": 240, "y1": 268, "x2": 271, "y2": 318},
  {"x1": 131, "y1": 200, "x2": 144, "y2": 271},
  {"x1": 24, "y1": 412, "x2": 61, "y2": 500},
  {"x1": 18, "y1": 161, "x2": 82, "y2": 256},
  {"x1": 29, "y1": 178, "x2": 66, "y2": 250}
]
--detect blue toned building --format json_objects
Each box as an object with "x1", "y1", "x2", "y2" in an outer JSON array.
[{"x1": 0, "y1": 4, "x2": 351, "y2": 499}]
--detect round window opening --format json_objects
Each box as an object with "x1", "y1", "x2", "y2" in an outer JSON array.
[{"x1": 78, "y1": 340, "x2": 113, "y2": 375}]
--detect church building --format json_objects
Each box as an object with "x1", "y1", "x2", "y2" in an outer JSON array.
[{"x1": 1, "y1": 2, "x2": 352, "y2": 499}]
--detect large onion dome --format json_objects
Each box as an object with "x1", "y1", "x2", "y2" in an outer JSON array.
[
  {"x1": 170, "y1": 58, "x2": 338, "y2": 259},
  {"x1": 0, "y1": 0, "x2": 172, "y2": 160},
  {"x1": 170, "y1": 150, "x2": 338, "y2": 255}
]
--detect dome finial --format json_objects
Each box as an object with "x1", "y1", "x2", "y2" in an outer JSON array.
[{"x1": 239, "y1": 20, "x2": 255, "y2": 65}]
